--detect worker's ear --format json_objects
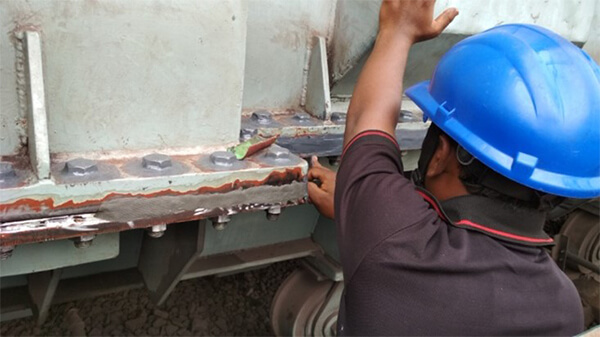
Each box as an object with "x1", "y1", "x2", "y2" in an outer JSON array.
[{"x1": 425, "y1": 134, "x2": 455, "y2": 178}]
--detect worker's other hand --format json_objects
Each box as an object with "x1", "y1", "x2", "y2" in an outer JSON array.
[
  {"x1": 307, "y1": 156, "x2": 336, "y2": 219},
  {"x1": 379, "y1": 0, "x2": 459, "y2": 44}
]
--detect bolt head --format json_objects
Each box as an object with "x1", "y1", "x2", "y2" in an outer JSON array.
[
  {"x1": 268, "y1": 205, "x2": 282, "y2": 215},
  {"x1": 72, "y1": 235, "x2": 95, "y2": 248},
  {"x1": 331, "y1": 112, "x2": 346, "y2": 123},
  {"x1": 211, "y1": 214, "x2": 231, "y2": 230},
  {"x1": 266, "y1": 205, "x2": 282, "y2": 221},
  {"x1": 293, "y1": 112, "x2": 311, "y2": 121},
  {"x1": 210, "y1": 151, "x2": 236, "y2": 167},
  {"x1": 251, "y1": 110, "x2": 273, "y2": 125},
  {"x1": 65, "y1": 158, "x2": 98, "y2": 176},
  {"x1": 265, "y1": 146, "x2": 290, "y2": 160},
  {"x1": 240, "y1": 128, "x2": 258, "y2": 141},
  {"x1": 143, "y1": 153, "x2": 172, "y2": 170},
  {"x1": 0, "y1": 162, "x2": 16, "y2": 180},
  {"x1": 147, "y1": 225, "x2": 167, "y2": 238}
]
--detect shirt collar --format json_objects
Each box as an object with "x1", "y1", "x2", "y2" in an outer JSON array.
[{"x1": 416, "y1": 188, "x2": 553, "y2": 246}]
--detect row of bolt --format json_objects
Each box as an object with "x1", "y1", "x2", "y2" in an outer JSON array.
[
  {"x1": 0, "y1": 205, "x2": 283, "y2": 260},
  {"x1": 1, "y1": 147, "x2": 294, "y2": 182},
  {"x1": 247, "y1": 108, "x2": 415, "y2": 128},
  {"x1": 210, "y1": 205, "x2": 282, "y2": 231},
  {"x1": 248, "y1": 110, "x2": 346, "y2": 126},
  {"x1": 61, "y1": 147, "x2": 293, "y2": 177},
  {"x1": 3, "y1": 110, "x2": 415, "y2": 180}
]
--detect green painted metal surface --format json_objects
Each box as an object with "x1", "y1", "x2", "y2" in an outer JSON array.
[
  {"x1": 202, "y1": 204, "x2": 320, "y2": 256},
  {"x1": 0, "y1": 232, "x2": 119, "y2": 277}
]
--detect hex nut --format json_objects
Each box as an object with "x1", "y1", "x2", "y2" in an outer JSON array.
[
  {"x1": 72, "y1": 235, "x2": 95, "y2": 249},
  {"x1": 293, "y1": 112, "x2": 311, "y2": 121},
  {"x1": 266, "y1": 205, "x2": 282, "y2": 221},
  {"x1": 0, "y1": 162, "x2": 16, "y2": 181},
  {"x1": 210, "y1": 151, "x2": 237, "y2": 167},
  {"x1": 331, "y1": 112, "x2": 347, "y2": 123},
  {"x1": 147, "y1": 224, "x2": 167, "y2": 238},
  {"x1": 65, "y1": 158, "x2": 98, "y2": 176},
  {"x1": 240, "y1": 128, "x2": 258, "y2": 141},
  {"x1": 142, "y1": 153, "x2": 172, "y2": 171},
  {"x1": 251, "y1": 110, "x2": 273, "y2": 125},
  {"x1": 265, "y1": 147, "x2": 290, "y2": 161},
  {"x1": 211, "y1": 214, "x2": 231, "y2": 230}
]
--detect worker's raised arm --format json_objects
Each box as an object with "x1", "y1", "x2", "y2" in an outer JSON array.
[{"x1": 344, "y1": 0, "x2": 458, "y2": 146}]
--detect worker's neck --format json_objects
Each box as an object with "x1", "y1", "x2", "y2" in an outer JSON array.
[{"x1": 425, "y1": 174, "x2": 469, "y2": 201}]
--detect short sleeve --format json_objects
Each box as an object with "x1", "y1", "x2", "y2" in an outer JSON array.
[{"x1": 334, "y1": 130, "x2": 438, "y2": 283}]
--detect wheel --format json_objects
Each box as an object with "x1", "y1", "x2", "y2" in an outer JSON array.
[
  {"x1": 560, "y1": 210, "x2": 600, "y2": 278},
  {"x1": 271, "y1": 268, "x2": 342, "y2": 336}
]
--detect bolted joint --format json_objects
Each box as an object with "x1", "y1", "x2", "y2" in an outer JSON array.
[
  {"x1": 64, "y1": 158, "x2": 98, "y2": 176},
  {"x1": 265, "y1": 147, "x2": 291, "y2": 161},
  {"x1": 146, "y1": 224, "x2": 167, "y2": 238},
  {"x1": 240, "y1": 128, "x2": 258, "y2": 141},
  {"x1": 71, "y1": 235, "x2": 96, "y2": 248},
  {"x1": 0, "y1": 162, "x2": 17, "y2": 181},
  {"x1": 1, "y1": 246, "x2": 15, "y2": 260},
  {"x1": 266, "y1": 205, "x2": 282, "y2": 221},
  {"x1": 210, "y1": 151, "x2": 236, "y2": 167},
  {"x1": 142, "y1": 153, "x2": 172, "y2": 171},
  {"x1": 251, "y1": 110, "x2": 273, "y2": 125},
  {"x1": 210, "y1": 214, "x2": 231, "y2": 231}
]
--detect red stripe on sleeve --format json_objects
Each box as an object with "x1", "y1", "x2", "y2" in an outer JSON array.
[{"x1": 342, "y1": 130, "x2": 399, "y2": 158}]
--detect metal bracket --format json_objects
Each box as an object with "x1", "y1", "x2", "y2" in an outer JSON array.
[
  {"x1": 23, "y1": 31, "x2": 51, "y2": 180},
  {"x1": 28, "y1": 268, "x2": 62, "y2": 325},
  {"x1": 305, "y1": 36, "x2": 331, "y2": 120},
  {"x1": 138, "y1": 220, "x2": 205, "y2": 306}
]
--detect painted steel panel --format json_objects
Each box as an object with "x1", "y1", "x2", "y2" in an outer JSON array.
[
  {"x1": 2, "y1": 0, "x2": 247, "y2": 154},
  {"x1": 242, "y1": 0, "x2": 335, "y2": 110},
  {"x1": 330, "y1": 0, "x2": 597, "y2": 87},
  {"x1": 0, "y1": 232, "x2": 119, "y2": 277},
  {"x1": 0, "y1": 9, "x2": 26, "y2": 156}
]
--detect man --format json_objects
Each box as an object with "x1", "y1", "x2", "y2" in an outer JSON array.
[{"x1": 308, "y1": 0, "x2": 600, "y2": 335}]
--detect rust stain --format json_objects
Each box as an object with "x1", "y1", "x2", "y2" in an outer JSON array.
[
  {"x1": 0, "y1": 168, "x2": 303, "y2": 215},
  {"x1": 0, "y1": 195, "x2": 309, "y2": 247}
]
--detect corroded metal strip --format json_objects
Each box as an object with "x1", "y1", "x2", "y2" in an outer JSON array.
[
  {"x1": 0, "y1": 180, "x2": 308, "y2": 247},
  {"x1": 0, "y1": 168, "x2": 303, "y2": 217}
]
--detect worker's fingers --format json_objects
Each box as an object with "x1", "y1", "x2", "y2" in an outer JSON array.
[
  {"x1": 307, "y1": 166, "x2": 331, "y2": 182},
  {"x1": 307, "y1": 181, "x2": 328, "y2": 201},
  {"x1": 311, "y1": 156, "x2": 323, "y2": 168},
  {"x1": 432, "y1": 8, "x2": 459, "y2": 35}
]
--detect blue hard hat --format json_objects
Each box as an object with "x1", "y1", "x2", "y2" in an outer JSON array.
[{"x1": 406, "y1": 24, "x2": 600, "y2": 198}]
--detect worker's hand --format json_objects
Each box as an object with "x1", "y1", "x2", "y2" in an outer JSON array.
[
  {"x1": 379, "y1": 0, "x2": 459, "y2": 44},
  {"x1": 307, "y1": 156, "x2": 336, "y2": 219}
]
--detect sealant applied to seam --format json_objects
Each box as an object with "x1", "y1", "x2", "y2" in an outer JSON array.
[
  {"x1": 416, "y1": 190, "x2": 553, "y2": 244},
  {"x1": 341, "y1": 130, "x2": 400, "y2": 159}
]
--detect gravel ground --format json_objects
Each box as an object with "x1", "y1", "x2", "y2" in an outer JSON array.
[{"x1": 1, "y1": 261, "x2": 299, "y2": 336}]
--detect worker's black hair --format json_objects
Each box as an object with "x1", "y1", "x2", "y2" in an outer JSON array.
[{"x1": 416, "y1": 124, "x2": 563, "y2": 212}]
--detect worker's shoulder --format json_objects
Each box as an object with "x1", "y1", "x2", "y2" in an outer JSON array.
[{"x1": 363, "y1": 216, "x2": 550, "y2": 270}]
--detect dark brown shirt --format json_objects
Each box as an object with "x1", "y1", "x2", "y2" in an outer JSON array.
[{"x1": 334, "y1": 130, "x2": 583, "y2": 336}]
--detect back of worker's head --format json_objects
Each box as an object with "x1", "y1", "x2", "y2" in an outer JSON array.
[{"x1": 406, "y1": 24, "x2": 600, "y2": 206}]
